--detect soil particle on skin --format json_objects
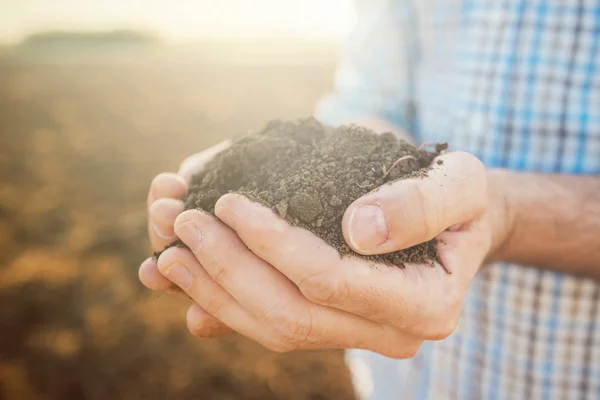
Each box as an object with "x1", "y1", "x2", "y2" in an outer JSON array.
[{"x1": 159, "y1": 118, "x2": 446, "y2": 268}]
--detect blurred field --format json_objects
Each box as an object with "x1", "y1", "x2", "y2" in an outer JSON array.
[{"x1": 0, "y1": 57, "x2": 355, "y2": 399}]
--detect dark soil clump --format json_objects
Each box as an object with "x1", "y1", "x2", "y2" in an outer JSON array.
[{"x1": 161, "y1": 118, "x2": 446, "y2": 267}]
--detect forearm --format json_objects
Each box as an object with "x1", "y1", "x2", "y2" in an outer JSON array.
[{"x1": 489, "y1": 170, "x2": 600, "y2": 279}]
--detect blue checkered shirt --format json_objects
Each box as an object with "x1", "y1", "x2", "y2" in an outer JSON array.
[{"x1": 316, "y1": 1, "x2": 600, "y2": 399}]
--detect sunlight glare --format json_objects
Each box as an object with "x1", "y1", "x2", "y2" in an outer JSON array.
[{"x1": 1, "y1": 0, "x2": 355, "y2": 43}]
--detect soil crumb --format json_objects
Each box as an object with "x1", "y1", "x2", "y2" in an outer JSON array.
[{"x1": 159, "y1": 118, "x2": 446, "y2": 267}]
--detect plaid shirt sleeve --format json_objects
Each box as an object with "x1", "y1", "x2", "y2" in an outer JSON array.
[{"x1": 314, "y1": 0, "x2": 416, "y2": 131}]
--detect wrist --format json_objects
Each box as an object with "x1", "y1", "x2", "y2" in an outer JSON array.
[{"x1": 485, "y1": 169, "x2": 517, "y2": 262}]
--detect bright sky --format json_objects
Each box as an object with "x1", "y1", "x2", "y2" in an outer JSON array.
[{"x1": 1, "y1": 0, "x2": 355, "y2": 44}]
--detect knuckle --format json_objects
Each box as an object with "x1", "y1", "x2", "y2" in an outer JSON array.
[
  {"x1": 261, "y1": 305, "x2": 312, "y2": 345},
  {"x1": 427, "y1": 318, "x2": 459, "y2": 341},
  {"x1": 253, "y1": 238, "x2": 275, "y2": 258},
  {"x1": 205, "y1": 256, "x2": 232, "y2": 286},
  {"x1": 211, "y1": 265, "x2": 229, "y2": 286},
  {"x1": 379, "y1": 334, "x2": 423, "y2": 359},
  {"x1": 409, "y1": 311, "x2": 459, "y2": 341},
  {"x1": 200, "y1": 295, "x2": 225, "y2": 318},
  {"x1": 299, "y1": 271, "x2": 348, "y2": 306},
  {"x1": 387, "y1": 348, "x2": 418, "y2": 360},
  {"x1": 373, "y1": 327, "x2": 422, "y2": 360},
  {"x1": 398, "y1": 342, "x2": 423, "y2": 359}
]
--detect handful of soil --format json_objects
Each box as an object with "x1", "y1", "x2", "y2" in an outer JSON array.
[{"x1": 159, "y1": 118, "x2": 447, "y2": 268}]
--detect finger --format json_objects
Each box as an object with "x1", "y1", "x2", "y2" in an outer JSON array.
[
  {"x1": 139, "y1": 257, "x2": 232, "y2": 334},
  {"x1": 342, "y1": 151, "x2": 488, "y2": 255},
  {"x1": 139, "y1": 257, "x2": 175, "y2": 291},
  {"x1": 186, "y1": 304, "x2": 235, "y2": 337},
  {"x1": 215, "y1": 194, "x2": 465, "y2": 339},
  {"x1": 179, "y1": 208, "x2": 422, "y2": 356},
  {"x1": 178, "y1": 140, "x2": 231, "y2": 183},
  {"x1": 157, "y1": 247, "x2": 292, "y2": 352},
  {"x1": 436, "y1": 217, "x2": 491, "y2": 284},
  {"x1": 148, "y1": 198, "x2": 185, "y2": 251},
  {"x1": 138, "y1": 258, "x2": 190, "y2": 300},
  {"x1": 147, "y1": 172, "x2": 188, "y2": 208}
]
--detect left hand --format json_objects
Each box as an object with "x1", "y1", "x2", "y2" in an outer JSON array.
[{"x1": 140, "y1": 151, "x2": 502, "y2": 358}]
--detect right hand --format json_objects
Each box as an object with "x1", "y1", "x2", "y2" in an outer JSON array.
[{"x1": 138, "y1": 140, "x2": 234, "y2": 337}]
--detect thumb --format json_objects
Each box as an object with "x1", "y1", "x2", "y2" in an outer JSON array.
[{"x1": 342, "y1": 151, "x2": 488, "y2": 255}]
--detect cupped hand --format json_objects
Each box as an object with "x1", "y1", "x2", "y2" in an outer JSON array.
[
  {"x1": 139, "y1": 140, "x2": 234, "y2": 336},
  {"x1": 149, "y1": 151, "x2": 502, "y2": 358}
]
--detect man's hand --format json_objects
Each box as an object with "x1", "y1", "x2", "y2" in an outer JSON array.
[
  {"x1": 140, "y1": 150, "x2": 502, "y2": 357},
  {"x1": 140, "y1": 140, "x2": 234, "y2": 336}
]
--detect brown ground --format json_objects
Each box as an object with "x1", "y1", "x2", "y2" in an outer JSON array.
[
  {"x1": 0, "y1": 61, "x2": 355, "y2": 399},
  {"x1": 176, "y1": 118, "x2": 441, "y2": 267}
]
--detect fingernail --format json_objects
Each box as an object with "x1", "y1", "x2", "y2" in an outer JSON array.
[
  {"x1": 151, "y1": 199, "x2": 184, "y2": 220},
  {"x1": 153, "y1": 223, "x2": 175, "y2": 240},
  {"x1": 176, "y1": 220, "x2": 203, "y2": 252},
  {"x1": 163, "y1": 263, "x2": 192, "y2": 290},
  {"x1": 348, "y1": 205, "x2": 389, "y2": 251},
  {"x1": 150, "y1": 199, "x2": 184, "y2": 240}
]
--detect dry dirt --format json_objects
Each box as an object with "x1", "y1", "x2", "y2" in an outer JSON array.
[
  {"x1": 173, "y1": 118, "x2": 441, "y2": 267},
  {"x1": 0, "y1": 61, "x2": 355, "y2": 400}
]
